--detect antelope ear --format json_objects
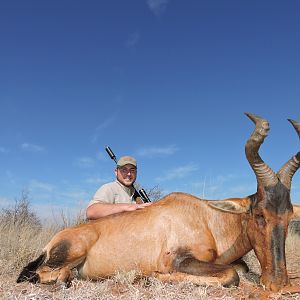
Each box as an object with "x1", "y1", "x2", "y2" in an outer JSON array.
[
  {"x1": 291, "y1": 204, "x2": 300, "y2": 220},
  {"x1": 208, "y1": 199, "x2": 251, "y2": 214}
]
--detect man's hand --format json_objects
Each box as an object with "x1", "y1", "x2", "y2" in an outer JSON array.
[{"x1": 124, "y1": 202, "x2": 152, "y2": 212}]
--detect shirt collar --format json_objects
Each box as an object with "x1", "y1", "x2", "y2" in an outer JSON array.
[{"x1": 115, "y1": 180, "x2": 135, "y2": 195}]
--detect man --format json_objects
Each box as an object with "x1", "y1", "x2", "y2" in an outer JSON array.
[{"x1": 86, "y1": 155, "x2": 152, "y2": 220}]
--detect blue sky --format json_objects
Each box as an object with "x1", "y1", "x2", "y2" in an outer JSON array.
[{"x1": 1, "y1": 1, "x2": 300, "y2": 220}]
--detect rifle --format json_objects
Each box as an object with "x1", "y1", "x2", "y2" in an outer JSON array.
[{"x1": 105, "y1": 146, "x2": 151, "y2": 203}]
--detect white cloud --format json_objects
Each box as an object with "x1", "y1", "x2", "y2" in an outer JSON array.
[
  {"x1": 147, "y1": 0, "x2": 171, "y2": 16},
  {"x1": 25, "y1": 184, "x2": 89, "y2": 221},
  {"x1": 74, "y1": 153, "x2": 107, "y2": 168},
  {"x1": 84, "y1": 175, "x2": 110, "y2": 185},
  {"x1": 92, "y1": 113, "x2": 117, "y2": 143},
  {"x1": 229, "y1": 184, "x2": 255, "y2": 195},
  {"x1": 0, "y1": 196, "x2": 11, "y2": 208},
  {"x1": 74, "y1": 157, "x2": 95, "y2": 168},
  {"x1": 21, "y1": 143, "x2": 45, "y2": 152},
  {"x1": 96, "y1": 152, "x2": 107, "y2": 161},
  {"x1": 137, "y1": 145, "x2": 178, "y2": 158},
  {"x1": 29, "y1": 179, "x2": 55, "y2": 192},
  {"x1": 156, "y1": 164, "x2": 198, "y2": 181},
  {"x1": 0, "y1": 146, "x2": 8, "y2": 153},
  {"x1": 60, "y1": 190, "x2": 89, "y2": 201},
  {"x1": 95, "y1": 115, "x2": 117, "y2": 131},
  {"x1": 32, "y1": 202, "x2": 85, "y2": 224},
  {"x1": 185, "y1": 174, "x2": 255, "y2": 200},
  {"x1": 126, "y1": 32, "x2": 140, "y2": 49}
]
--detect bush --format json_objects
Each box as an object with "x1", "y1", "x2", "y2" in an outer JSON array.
[
  {"x1": 289, "y1": 220, "x2": 300, "y2": 236},
  {"x1": 0, "y1": 190, "x2": 41, "y2": 229},
  {"x1": 0, "y1": 191, "x2": 43, "y2": 274},
  {"x1": 0, "y1": 191, "x2": 88, "y2": 275},
  {"x1": 134, "y1": 183, "x2": 164, "y2": 202}
]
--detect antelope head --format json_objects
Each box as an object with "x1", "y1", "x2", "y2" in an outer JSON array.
[{"x1": 245, "y1": 113, "x2": 300, "y2": 292}]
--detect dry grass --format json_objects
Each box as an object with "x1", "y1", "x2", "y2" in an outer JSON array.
[{"x1": 1, "y1": 212, "x2": 300, "y2": 300}]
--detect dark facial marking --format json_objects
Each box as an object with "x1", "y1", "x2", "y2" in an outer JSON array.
[
  {"x1": 264, "y1": 182, "x2": 292, "y2": 214},
  {"x1": 46, "y1": 240, "x2": 71, "y2": 268},
  {"x1": 271, "y1": 224, "x2": 286, "y2": 273}
]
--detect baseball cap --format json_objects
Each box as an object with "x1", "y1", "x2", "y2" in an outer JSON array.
[{"x1": 117, "y1": 156, "x2": 137, "y2": 167}]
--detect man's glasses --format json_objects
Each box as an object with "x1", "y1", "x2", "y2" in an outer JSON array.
[{"x1": 118, "y1": 167, "x2": 137, "y2": 174}]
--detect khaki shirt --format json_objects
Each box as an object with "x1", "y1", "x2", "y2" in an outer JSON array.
[{"x1": 87, "y1": 180, "x2": 136, "y2": 208}]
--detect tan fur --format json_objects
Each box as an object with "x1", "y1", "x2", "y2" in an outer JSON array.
[
  {"x1": 33, "y1": 193, "x2": 251, "y2": 285},
  {"x1": 20, "y1": 192, "x2": 295, "y2": 292}
]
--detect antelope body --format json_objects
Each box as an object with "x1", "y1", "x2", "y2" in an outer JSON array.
[{"x1": 17, "y1": 113, "x2": 300, "y2": 292}]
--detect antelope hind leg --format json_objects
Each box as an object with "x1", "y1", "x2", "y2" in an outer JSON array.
[{"x1": 156, "y1": 257, "x2": 239, "y2": 287}]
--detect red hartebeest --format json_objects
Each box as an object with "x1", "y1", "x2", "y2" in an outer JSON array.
[{"x1": 17, "y1": 113, "x2": 300, "y2": 292}]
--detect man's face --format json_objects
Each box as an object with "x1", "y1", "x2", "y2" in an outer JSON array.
[{"x1": 115, "y1": 164, "x2": 137, "y2": 187}]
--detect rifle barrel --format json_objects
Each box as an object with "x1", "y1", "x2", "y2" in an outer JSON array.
[
  {"x1": 139, "y1": 189, "x2": 151, "y2": 203},
  {"x1": 105, "y1": 146, "x2": 117, "y2": 164}
]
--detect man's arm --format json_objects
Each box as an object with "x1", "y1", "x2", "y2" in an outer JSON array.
[{"x1": 86, "y1": 202, "x2": 152, "y2": 220}]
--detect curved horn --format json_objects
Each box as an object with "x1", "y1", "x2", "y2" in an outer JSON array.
[
  {"x1": 277, "y1": 119, "x2": 300, "y2": 190},
  {"x1": 245, "y1": 113, "x2": 278, "y2": 187},
  {"x1": 288, "y1": 119, "x2": 300, "y2": 139}
]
